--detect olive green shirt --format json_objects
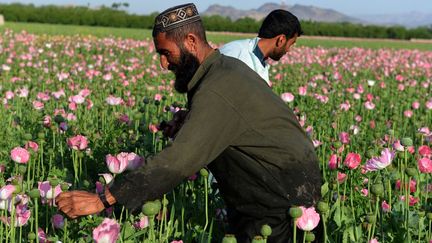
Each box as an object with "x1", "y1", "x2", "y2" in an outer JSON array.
[{"x1": 110, "y1": 50, "x2": 321, "y2": 217}]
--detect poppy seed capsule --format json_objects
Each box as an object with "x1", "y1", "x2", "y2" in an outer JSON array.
[
  {"x1": 400, "y1": 137, "x2": 413, "y2": 146},
  {"x1": 28, "y1": 232, "x2": 36, "y2": 240},
  {"x1": 427, "y1": 212, "x2": 432, "y2": 220},
  {"x1": 371, "y1": 184, "x2": 384, "y2": 197},
  {"x1": 251, "y1": 236, "x2": 264, "y2": 243},
  {"x1": 23, "y1": 133, "x2": 33, "y2": 140},
  {"x1": 405, "y1": 167, "x2": 417, "y2": 177},
  {"x1": 305, "y1": 232, "x2": 315, "y2": 242},
  {"x1": 387, "y1": 129, "x2": 395, "y2": 136},
  {"x1": 142, "y1": 200, "x2": 161, "y2": 216},
  {"x1": 200, "y1": 168, "x2": 209, "y2": 177},
  {"x1": 29, "y1": 189, "x2": 40, "y2": 198},
  {"x1": 260, "y1": 224, "x2": 272, "y2": 237},
  {"x1": 289, "y1": 207, "x2": 303, "y2": 218},
  {"x1": 222, "y1": 234, "x2": 237, "y2": 243},
  {"x1": 317, "y1": 201, "x2": 329, "y2": 214}
]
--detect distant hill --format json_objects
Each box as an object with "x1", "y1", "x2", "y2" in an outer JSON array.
[
  {"x1": 203, "y1": 3, "x2": 362, "y2": 23},
  {"x1": 203, "y1": 3, "x2": 432, "y2": 27},
  {"x1": 356, "y1": 12, "x2": 432, "y2": 28}
]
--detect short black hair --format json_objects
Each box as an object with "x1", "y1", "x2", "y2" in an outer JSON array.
[
  {"x1": 152, "y1": 20, "x2": 207, "y2": 44},
  {"x1": 258, "y1": 9, "x2": 303, "y2": 39}
]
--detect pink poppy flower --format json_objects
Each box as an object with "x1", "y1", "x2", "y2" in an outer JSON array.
[
  {"x1": 149, "y1": 124, "x2": 159, "y2": 133},
  {"x1": 418, "y1": 127, "x2": 431, "y2": 136},
  {"x1": 412, "y1": 101, "x2": 420, "y2": 110},
  {"x1": 382, "y1": 200, "x2": 391, "y2": 213},
  {"x1": 296, "y1": 206, "x2": 320, "y2": 231},
  {"x1": 365, "y1": 148, "x2": 395, "y2": 172},
  {"x1": 360, "y1": 188, "x2": 368, "y2": 196},
  {"x1": 393, "y1": 140, "x2": 404, "y2": 151},
  {"x1": 328, "y1": 154, "x2": 338, "y2": 170},
  {"x1": 25, "y1": 141, "x2": 39, "y2": 152},
  {"x1": 344, "y1": 153, "x2": 361, "y2": 170},
  {"x1": 68, "y1": 102, "x2": 77, "y2": 111},
  {"x1": 0, "y1": 204, "x2": 31, "y2": 227},
  {"x1": 0, "y1": 185, "x2": 15, "y2": 200},
  {"x1": 399, "y1": 195, "x2": 419, "y2": 206},
  {"x1": 126, "y1": 152, "x2": 145, "y2": 170},
  {"x1": 67, "y1": 135, "x2": 88, "y2": 151},
  {"x1": 38, "y1": 228, "x2": 48, "y2": 243},
  {"x1": 395, "y1": 179, "x2": 416, "y2": 193},
  {"x1": 154, "y1": 94, "x2": 162, "y2": 101},
  {"x1": 106, "y1": 95, "x2": 123, "y2": 106},
  {"x1": 79, "y1": 88, "x2": 91, "y2": 97},
  {"x1": 403, "y1": 110, "x2": 413, "y2": 118},
  {"x1": 106, "y1": 154, "x2": 128, "y2": 174},
  {"x1": 369, "y1": 238, "x2": 379, "y2": 243},
  {"x1": 339, "y1": 132, "x2": 350, "y2": 144},
  {"x1": 133, "y1": 216, "x2": 149, "y2": 229},
  {"x1": 418, "y1": 145, "x2": 431, "y2": 158},
  {"x1": 93, "y1": 218, "x2": 120, "y2": 243},
  {"x1": 298, "y1": 86, "x2": 307, "y2": 96},
  {"x1": 43, "y1": 115, "x2": 52, "y2": 127},
  {"x1": 52, "y1": 214, "x2": 64, "y2": 229},
  {"x1": 364, "y1": 101, "x2": 375, "y2": 110},
  {"x1": 418, "y1": 157, "x2": 432, "y2": 173},
  {"x1": 32, "y1": 100, "x2": 44, "y2": 110},
  {"x1": 171, "y1": 241, "x2": 183, "y2": 243},
  {"x1": 10, "y1": 147, "x2": 30, "y2": 164},
  {"x1": 99, "y1": 173, "x2": 114, "y2": 185},
  {"x1": 280, "y1": 92, "x2": 294, "y2": 103},
  {"x1": 337, "y1": 172, "x2": 347, "y2": 183},
  {"x1": 38, "y1": 181, "x2": 63, "y2": 205}
]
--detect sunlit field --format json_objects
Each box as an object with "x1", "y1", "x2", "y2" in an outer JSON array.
[{"x1": 0, "y1": 22, "x2": 431, "y2": 242}]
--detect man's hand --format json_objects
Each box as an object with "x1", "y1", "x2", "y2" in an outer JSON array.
[
  {"x1": 56, "y1": 191, "x2": 106, "y2": 219},
  {"x1": 159, "y1": 110, "x2": 189, "y2": 138}
]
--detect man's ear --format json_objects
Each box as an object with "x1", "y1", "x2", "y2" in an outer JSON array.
[
  {"x1": 275, "y1": 34, "x2": 286, "y2": 47},
  {"x1": 183, "y1": 33, "x2": 198, "y2": 53}
]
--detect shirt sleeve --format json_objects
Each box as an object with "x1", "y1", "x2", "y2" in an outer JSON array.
[{"x1": 109, "y1": 90, "x2": 245, "y2": 210}]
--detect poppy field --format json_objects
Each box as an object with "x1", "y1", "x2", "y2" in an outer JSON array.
[{"x1": 0, "y1": 25, "x2": 431, "y2": 243}]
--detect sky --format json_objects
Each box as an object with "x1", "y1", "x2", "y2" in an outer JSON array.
[{"x1": 1, "y1": 0, "x2": 432, "y2": 16}]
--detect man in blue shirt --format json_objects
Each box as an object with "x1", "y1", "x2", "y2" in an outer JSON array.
[{"x1": 219, "y1": 10, "x2": 302, "y2": 86}]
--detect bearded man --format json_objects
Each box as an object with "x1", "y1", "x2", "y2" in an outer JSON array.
[{"x1": 57, "y1": 3, "x2": 322, "y2": 242}]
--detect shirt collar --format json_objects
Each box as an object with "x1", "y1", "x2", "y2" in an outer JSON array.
[
  {"x1": 253, "y1": 44, "x2": 266, "y2": 67},
  {"x1": 187, "y1": 49, "x2": 220, "y2": 92}
]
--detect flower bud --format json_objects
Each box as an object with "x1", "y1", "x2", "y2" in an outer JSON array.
[
  {"x1": 333, "y1": 141, "x2": 342, "y2": 149},
  {"x1": 405, "y1": 167, "x2": 417, "y2": 177},
  {"x1": 260, "y1": 224, "x2": 272, "y2": 237},
  {"x1": 400, "y1": 137, "x2": 413, "y2": 146},
  {"x1": 427, "y1": 212, "x2": 432, "y2": 220},
  {"x1": 251, "y1": 236, "x2": 264, "y2": 243},
  {"x1": 418, "y1": 211, "x2": 425, "y2": 217},
  {"x1": 29, "y1": 189, "x2": 40, "y2": 198},
  {"x1": 317, "y1": 201, "x2": 329, "y2": 214},
  {"x1": 289, "y1": 207, "x2": 303, "y2": 218},
  {"x1": 387, "y1": 129, "x2": 394, "y2": 136},
  {"x1": 142, "y1": 200, "x2": 161, "y2": 216},
  {"x1": 37, "y1": 132, "x2": 45, "y2": 139},
  {"x1": 18, "y1": 165, "x2": 27, "y2": 174},
  {"x1": 60, "y1": 183, "x2": 69, "y2": 191},
  {"x1": 305, "y1": 232, "x2": 315, "y2": 242},
  {"x1": 28, "y1": 232, "x2": 36, "y2": 240},
  {"x1": 222, "y1": 234, "x2": 237, "y2": 243},
  {"x1": 49, "y1": 178, "x2": 59, "y2": 187},
  {"x1": 200, "y1": 168, "x2": 209, "y2": 177},
  {"x1": 23, "y1": 133, "x2": 33, "y2": 140},
  {"x1": 366, "y1": 214, "x2": 375, "y2": 223},
  {"x1": 371, "y1": 184, "x2": 384, "y2": 197},
  {"x1": 162, "y1": 198, "x2": 169, "y2": 206}
]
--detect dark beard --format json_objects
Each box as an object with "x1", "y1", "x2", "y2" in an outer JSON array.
[{"x1": 169, "y1": 46, "x2": 201, "y2": 93}]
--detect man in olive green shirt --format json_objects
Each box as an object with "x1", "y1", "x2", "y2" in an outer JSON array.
[{"x1": 57, "y1": 4, "x2": 321, "y2": 242}]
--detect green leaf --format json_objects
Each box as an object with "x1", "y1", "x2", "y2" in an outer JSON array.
[{"x1": 321, "y1": 182, "x2": 329, "y2": 197}]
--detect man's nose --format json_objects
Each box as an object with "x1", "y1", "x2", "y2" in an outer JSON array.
[{"x1": 160, "y1": 55, "x2": 169, "y2": 69}]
